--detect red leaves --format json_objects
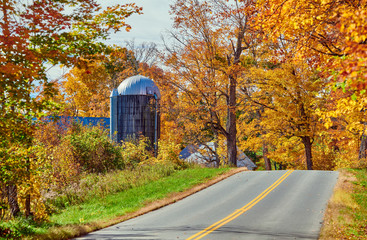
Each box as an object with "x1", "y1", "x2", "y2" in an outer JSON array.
[{"x1": 0, "y1": 0, "x2": 142, "y2": 149}]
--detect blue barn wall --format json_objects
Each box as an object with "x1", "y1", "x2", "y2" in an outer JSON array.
[
  {"x1": 72, "y1": 116, "x2": 110, "y2": 128},
  {"x1": 42, "y1": 116, "x2": 110, "y2": 129}
]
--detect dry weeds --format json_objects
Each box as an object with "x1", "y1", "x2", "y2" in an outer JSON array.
[{"x1": 319, "y1": 169, "x2": 359, "y2": 240}]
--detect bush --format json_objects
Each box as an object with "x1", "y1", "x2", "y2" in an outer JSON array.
[
  {"x1": 13, "y1": 120, "x2": 187, "y2": 222},
  {"x1": 66, "y1": 124, "x2": 124, "y2": 173},
  {"x1": 120, "y1": 136, "x2": 154, "y2": 168}
]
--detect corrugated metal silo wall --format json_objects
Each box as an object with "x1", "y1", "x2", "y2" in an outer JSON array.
[{"x1": 116, "y1": 95, "x2": 160, "y2": 147}]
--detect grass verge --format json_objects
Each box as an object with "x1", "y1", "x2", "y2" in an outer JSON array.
[
  {"x1": 320, "y1": 168, "x2": 367, "y2": 240},
  {"x1": 2, "y1": 166, "x2": 243, "y2": 240}
]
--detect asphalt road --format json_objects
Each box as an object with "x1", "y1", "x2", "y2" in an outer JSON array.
[{"x1": 76, "y1": 170, "x2": 339, "y2": 240}]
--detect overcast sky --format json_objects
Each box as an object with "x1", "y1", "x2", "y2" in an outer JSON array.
[
  {"x1": 47, "y1": 0, "x2": 173, "y2": 79},
  {"x1": 103, "y1": 0, "x2": 173, "y2": 46}
]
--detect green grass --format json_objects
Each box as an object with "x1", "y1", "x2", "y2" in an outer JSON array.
[
  {"x1": 348, "y1": 169, "x2": 367, "y2": 238},
  {"x1": 52, "y1": 167, "x2": 228, "y2": 225},
  {"x1": 320, "y1": 168, "x2": 367, "y2": 240},
  {"x1": 1, "y1": 166, "x2": 230, "y2": 240}
]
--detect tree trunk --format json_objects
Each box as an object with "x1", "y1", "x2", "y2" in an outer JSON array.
[
  {"x1": 25, "y1": 194, "x2": 31, "y2": 217},
  {"x1": 302, "y1": 136, "x2": 313, "y2": 170},
  {"x1": 6, "y1": 183, "x2": 20, "y2": 217},
  {"x1": 225, "y1": 23, "x2": 245, "y2": 167},
  {"x1": 209, "y1": 104, "x2": 221, "y2": 167},
  {"x1": 25, "y1": 156, "x2": 32, "y2": 217},
  {"x1": 227, "y1": 76, "x2": 237, "y2": 166},
  {"x1": 227, "y1": 132, "x2": 237, "y2": 166},
  {"x1": 359, "y1": 134, "x2": 367, "y2": 160},
  {"x1": 263, "y1": 142, "x2": 271, "y2": 170},
  {"x1": 213, "y1": 134, "x2": 221, "y2": 167},
  {"x1": 213, "y1": 142, "x2": 220, "y2": 168}
]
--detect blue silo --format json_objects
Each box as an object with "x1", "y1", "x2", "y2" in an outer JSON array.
[{"x1": 110, "y1": 75, "x2": 160, "y2": 148}]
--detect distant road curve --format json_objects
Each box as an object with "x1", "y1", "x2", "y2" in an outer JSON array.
[{"x1": 76, "y1": 170, "x2": 339, "y2": 240}]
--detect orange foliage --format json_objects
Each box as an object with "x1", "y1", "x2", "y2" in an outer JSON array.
[
  {"x1": 0, "y1": 0, "x2": 141, "y2": 219},
  {"x1": 254, "y1": 0, "x2": 367, "y2": 91},
  {"x1": 63, "y1": 47, "x2": 137, "y2": 117},
  {"x1": 166, "y1": 0, "x2": 261, "y2": 165}
]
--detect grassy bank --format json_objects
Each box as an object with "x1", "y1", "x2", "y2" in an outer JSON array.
[
  {"x1": 320, "y1": 168, "x2": 367, "y2": 239},
  {"x1": 0, "y1": 166, "x2": 233, "y2": 240}
]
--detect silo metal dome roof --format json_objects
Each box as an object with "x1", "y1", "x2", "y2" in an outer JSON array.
[{"x1": 117, "y1": 75, "x2": 161, "y2": 99}]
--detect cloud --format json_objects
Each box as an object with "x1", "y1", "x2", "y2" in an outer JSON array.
[
  {"x1": 48, "y1": 0, "x2": 172, "y2": 80},
  {"x1": 102, "y1": 0, "x2": 173, "y2": 45}
]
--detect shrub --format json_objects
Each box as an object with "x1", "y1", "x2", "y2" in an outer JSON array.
[
  {"x1": 0, "y1": 143, "x2": 52, "y2": 221},
  {"x1": 120, "y1": 136, "x2": 154, "y2": 168},
  {"x1": 66, "y1": 124, "x2": 124, "y2": 173},
  {"x1": 21, "y1": 121, "x2": 187, "y2": 220}
]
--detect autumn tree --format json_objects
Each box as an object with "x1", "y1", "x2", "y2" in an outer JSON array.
[
  {"x1": 0, "y1": 0, "x2": 141, "y2": 217},
  {"x1": 254, "y1": 0, "x2": 364, "y2": 85},
  {"x1": 63, "y1": 46, "x2": 137, "y2": 117},
  {"x1": 62, "y1": 40, "x2": 161, "y2": 117},
  {"x1": 321, "y1": 89, "x2": 367, "y2": 165},
  {"x1": 239, "y1": 59, "x2": 329, "y2": 170},
  {"x1": 164, "y1": 0, "x2": 259, "y2": 166},
  {"x1": 254, "y1": 0, "x2": 367, "y2": 165}
]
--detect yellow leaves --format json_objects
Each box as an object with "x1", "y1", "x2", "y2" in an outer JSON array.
[
  {"x1": 293, "y1": 22, "x2": 299, "y2": 30},
  {"x1": 63, "y1": 48, "x2": 137, "y2": 117},
  {"x1": 123, "y1": 137, "x2": 182, "y2": 167},
  {"x1": 323, "y1": 117, "x2": 333, "y2": 130},
  {"x1": 337, "y1": 9, "x2": 367, "y2": 89},
  {"x1": 238, "y1": 57, "x2": 332, "y2": 168},
  {"x1": 155, "y1": 139, "x2": 183, "y2": 165},
  {"x1": 340, "y1": 8, "x2": 367, "y2": 43},
  {"x1": 266, "y1": 136, "x2": 303, "y2": 166},
  {"x1": 0, "y1": 143, "x2": 51, "y2": 221},
  {"x1": 258, "y1": 0, "x2": 367, "y2": 93}
]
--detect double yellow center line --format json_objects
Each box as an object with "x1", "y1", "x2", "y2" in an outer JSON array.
[{"x1": 186, "y1": 170, "x2": 294, "y2": 240}]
